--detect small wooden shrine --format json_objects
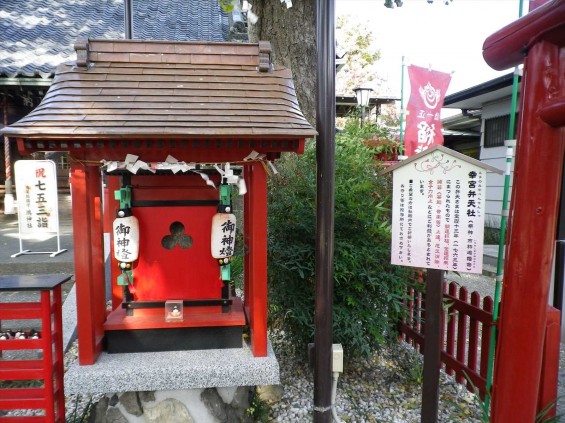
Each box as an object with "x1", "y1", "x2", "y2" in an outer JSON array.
[{"x1": 2, "y1": 38, "x2": 316, "y2": 365}]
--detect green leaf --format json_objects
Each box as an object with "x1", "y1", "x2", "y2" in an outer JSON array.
[
  {"x1": 219, "y1": 0, "x2": 234, "y2": 12},
  {"x1": 267, "y1": 123, "x2": 411, "y2": 359}
]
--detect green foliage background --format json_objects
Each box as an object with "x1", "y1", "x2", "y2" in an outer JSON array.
[{"x1": 267, "y1": 123, "x2": 410, "y2": 358}]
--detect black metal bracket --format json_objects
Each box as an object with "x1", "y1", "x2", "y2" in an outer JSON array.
[{"x1": 122, "y1": 298, "x2": 233, "y2": 310}]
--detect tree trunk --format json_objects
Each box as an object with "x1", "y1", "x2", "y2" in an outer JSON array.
[{"x1": 248, "y1": 0, "x2": 317, "y2": 126}]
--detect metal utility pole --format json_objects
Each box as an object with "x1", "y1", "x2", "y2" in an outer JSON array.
[
  {"x1": 314, "y1": 0, "x2": 336, "y2": 422},
  {"x1": 124, "y1": 0, "x2": 133, "y2": 39}
]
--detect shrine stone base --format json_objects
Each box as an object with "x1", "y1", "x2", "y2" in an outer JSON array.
[
  {"x1": 65, "y1": 340, "x2": 279, "y2": 393},
  {"x1": 87, "y1": 387, "x2": 254, "y2": 423},
  {"x1": 65, "y1": 340, "x2": 279, "y2": 422}
]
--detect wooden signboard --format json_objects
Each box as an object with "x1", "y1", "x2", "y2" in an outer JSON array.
[
  {"x1": 12, "y1": 160, "x2": 66, "y2": 257},
  {"x1": 384, "y1": 145, "x2": 502, "y2": 422},
  {"x1": 388, "y1": 146, "x2": 499, "y2": 274}
]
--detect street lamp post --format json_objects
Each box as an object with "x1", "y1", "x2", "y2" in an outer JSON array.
[{"x1": 353, "y1": 87, "x2": 373, "y2": 126}]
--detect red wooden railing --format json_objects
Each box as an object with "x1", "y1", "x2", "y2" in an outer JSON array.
[{"x1": 398, "y1": 279, "x2": 494, "y2": 398}]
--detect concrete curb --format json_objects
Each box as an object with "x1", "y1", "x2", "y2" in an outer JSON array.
[{"x1": 62, "y1": 283, "x2": 77, "y2": 352}]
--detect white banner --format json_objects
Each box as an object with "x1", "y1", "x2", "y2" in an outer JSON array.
[
  {"x1": 15, "y1": 160, "x2": 59, "y2": 234},
  {"x1": 390, "y1": 147, "x2": 488, "y2": 274}
]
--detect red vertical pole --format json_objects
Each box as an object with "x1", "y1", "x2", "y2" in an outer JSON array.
[
  {"x1": 445, "y1": 282, "x2": 457, "y2": 376},
  {"x1": 40, "y1": 290, "x2": 55, "y2": 423},
  {"x1": 491, "y1": 40, "x2": 565, "y2": 421},
  {"x1": 467, "y1": 292, "x2": 480, "y2": 376},
  {"x1": 90, "y1": 166, "x2": 106, "y2": 351},
  {"x1": 537, "y1": 305, "x2": 560, "y2": 419},
  {"x1": 70, "y1": 162, "x2": 105, "y2": 365},
  {"x1": 247, "y1": 162, "x2": 268, "y2": 357},
  {"x1": 243, "y1": 165, "x2": 252, "y2": 318},
  {"x1": 455, "y1": 287, "x2": 468, "y2": 384},
  {"x1": 480, "y1": 296, "x2": 493, "y2": 399},
  {"x1": 52, "y1": 285, "x2": 65, "y2": 421}
]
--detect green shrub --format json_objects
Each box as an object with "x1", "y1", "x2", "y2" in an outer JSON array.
[
  {"x1": 246, "y1": 389, "x2": 271, "y2": 423},
  {"x1": 483, "y1": 225, "x2": 501, "y2": 245},
  {"x1": 267, "y1": 126, "x2": 410, "y2": 359}
]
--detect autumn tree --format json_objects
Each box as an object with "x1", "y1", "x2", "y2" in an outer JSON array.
[
  {"x1": 244, "y1": 0, "x2": 452, "y2": 126},
  {"x1": 335, "y1": 15, "x2": 382, "y2": 95}
]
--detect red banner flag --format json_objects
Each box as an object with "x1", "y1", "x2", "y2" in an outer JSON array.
[{"x1": 404, "y1": 65, "x2": 451, "y2": 156}]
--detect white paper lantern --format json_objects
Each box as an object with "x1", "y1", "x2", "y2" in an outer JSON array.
[
  {"x1": 113, "y1": 215, "x2": 140, "y2": 262},
  {"x1": 211, "y1": 213, "x2": 236, "y2": 258}
]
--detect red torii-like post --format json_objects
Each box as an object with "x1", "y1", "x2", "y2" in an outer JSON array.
[{"x1": 483, "y1": 0, "x2": 565, "y2": 420}]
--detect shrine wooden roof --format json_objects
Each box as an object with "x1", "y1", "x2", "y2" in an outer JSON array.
[
  {"x1": 0, "y1": 0, "x2": 236, "y2": 78},
  {"x1": 2, "y1": 39, "x2": 316, "y2": 142}
]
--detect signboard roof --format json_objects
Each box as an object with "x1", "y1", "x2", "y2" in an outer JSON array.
[
  {"x1": 388, "y1": 145, "x2": 500, "y2": 274},
  {"x1": 381, "y1": 145, "x2": 503, "y2": 175}
]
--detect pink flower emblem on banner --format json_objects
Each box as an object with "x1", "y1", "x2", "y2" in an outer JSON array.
[{"x1": 404, "y1": 65, "x2": 452, "y2": 157}]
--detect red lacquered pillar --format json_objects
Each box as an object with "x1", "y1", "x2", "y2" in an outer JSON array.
[
  {"x1": 243, "y1": 166, "x2": 252, "y2": 318},
  {"x1": 246, "y1": 162, "x2": 268, "y2": 357},
  {"x1": 491, "y1": 40, "x2": 565, "y2": 421},
  {"x1": 70, "y1": 162, "x2": 106, "y2": 365}
]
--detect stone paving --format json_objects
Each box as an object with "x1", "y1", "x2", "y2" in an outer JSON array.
[{"x1": 0, "y1": 194, "x2": 75, "y2": 335}]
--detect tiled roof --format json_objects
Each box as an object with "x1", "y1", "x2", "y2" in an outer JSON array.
[
  {"x1": 0, "y1": 0, "x2": 231, "y2": 78},
  {"x1": 1, "y1": 39, "x2": 317, "y2": 142}
]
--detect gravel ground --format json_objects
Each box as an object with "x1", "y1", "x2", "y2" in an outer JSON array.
[
  {"x1": 446, "y1": 270, "x2": 565, "y2": 420},
  {"x1": 4, "y1": 269, "x2": 563, "y2": 421},
  {"x1": 56, "y1": 338, "x2": 484, "y2": 422},
  {"x1": 445, "y1": 271, "x2": 495, "y2": 300},
  {"x1": 268, "y1": 335, "x2": 484, "y2": 423},
  {"x1": 2, "y1": 337, "x2": 485, "y2": 422}
]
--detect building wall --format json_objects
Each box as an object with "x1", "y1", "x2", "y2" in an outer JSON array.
[
  {"x1": 479, "y1": 96, "x2": 519, "y2": 228},
  {"x1": 1, "y1": 90, "x2": 71, "y2": 206}
]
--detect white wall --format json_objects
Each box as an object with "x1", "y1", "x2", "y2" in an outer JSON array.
[{"x1": 479, "y1": 96, "x2": 519, "y2": 228}]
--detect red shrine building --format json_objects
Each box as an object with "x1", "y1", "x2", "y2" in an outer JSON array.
[{"x1": 2, "y1": 38, "x2": 316, "y2": 365}]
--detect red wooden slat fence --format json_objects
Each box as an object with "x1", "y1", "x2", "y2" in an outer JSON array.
[{"x1": 398, "y1": 279, "x2": 494, "y2": 399}]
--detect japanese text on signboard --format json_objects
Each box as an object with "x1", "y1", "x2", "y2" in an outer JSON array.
[
  {"x1": 391, "y1": 149, "x2": 486, "y2": 273},
  {"x1": 15, "y1": 160, "x2": 58, "y2": 234}
]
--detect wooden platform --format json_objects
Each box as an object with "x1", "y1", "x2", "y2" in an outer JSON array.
[
  {"x1": 103, "y1": 297, "x2": 246, "y2": 353},
  {"x1": 104, "y1": 297, "x2": 246, "y2": 331}
]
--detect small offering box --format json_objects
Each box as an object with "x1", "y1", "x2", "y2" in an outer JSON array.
[{"x1": 165, "y1": 300, "x2": 183, "y2": 322}]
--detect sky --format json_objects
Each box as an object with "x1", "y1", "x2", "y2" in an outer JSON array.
[{"x1": 336, "y1": 0, "x2": 525, "y2": 98}]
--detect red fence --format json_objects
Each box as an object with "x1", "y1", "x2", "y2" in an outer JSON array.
[{"x1": 398, "y1": 279, "x2": 494, "y2": 398}]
